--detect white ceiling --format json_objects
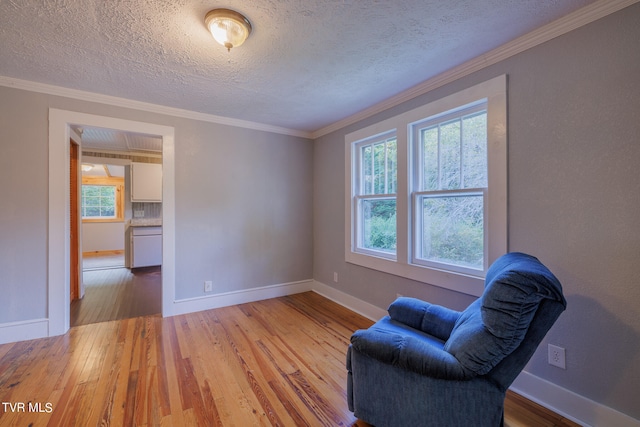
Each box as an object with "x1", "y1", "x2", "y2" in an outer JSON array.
[
  {"x1": 82, "y1": 163, "x2": 125, "y2": 178},
  {"x1": 78, "y1": 127, "x2": 163, "y2": 153},
  {"x1": 0, "y1": 0, "x2": 601, "y2": 134}
]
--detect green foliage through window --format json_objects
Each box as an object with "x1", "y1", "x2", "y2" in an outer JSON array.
[
  {"x1": 415, "y1": 106, "x2": 487, "y2": 270},
  {"x1": 82, "y1": 185, "x2": 116, "y2": 218},
  {"x1": 356, "y1": 134, "x2": 398, "y2": 256}
]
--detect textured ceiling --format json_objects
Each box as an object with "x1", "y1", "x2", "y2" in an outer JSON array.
[{"x1": 0, "y1": 0, "x2": 600, "y2": 133}]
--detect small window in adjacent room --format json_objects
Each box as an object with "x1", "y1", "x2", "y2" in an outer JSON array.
[
  {"x1": 81, "y1": 176, "x2": 125, "y2": 222},
  {"x1": 345, "y1": 75, "x2": 507, "y2": 296},
  {"x1": 82, "y1": 185, "x2": 116, "y2": 219}
]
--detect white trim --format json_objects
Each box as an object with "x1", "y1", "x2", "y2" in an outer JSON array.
[
  {"x1": 171, "y1": 280, "x2": 315, "y2": 316},
  {"x1": 0, "y1": 76, "x2": 310, "y2": 139},
  {"x1": 511, "y1": 371, "x2": 640, "y2": 427},
  {"x1": 312, "y1": 0, "x2": 639, "y2": 139},
  {"x1": 0, "y1": 319, "x2": 49, "y2": 345},
  {"x1": 311, "y1": 280, "x2": 387, "y2": 321},
  {"x1": 48, "y1": 109, "x2": 176, "y2": 336}
]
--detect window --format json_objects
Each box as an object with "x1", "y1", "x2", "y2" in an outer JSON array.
[
  {"x1": 353, "y1": 133, "x2": 398, "y2": 258},
  {"x1": 412, "y1": 103, "x2": 488, "y2": 275},
  {"x1": 82, "y1": 185, "x2": 116, "y2": 218},
  {"x1": 81, "y1": 176, "x2": 125, "y2": 222},
  {"x1": 346, "y1": 75, "x2": 507, "y2": 296}
]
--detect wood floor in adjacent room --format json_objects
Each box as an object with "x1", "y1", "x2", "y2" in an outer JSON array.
[
  {"x1": 71, "y1": 264, "x2": 162, "y2": 327},
  {"x1": 1, "y1": 292, "x2": 579, "y2": 426}
]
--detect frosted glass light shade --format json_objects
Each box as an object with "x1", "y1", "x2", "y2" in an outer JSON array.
[{"x1": 205, "y1": 9, "x2": 252, "y2": 52}]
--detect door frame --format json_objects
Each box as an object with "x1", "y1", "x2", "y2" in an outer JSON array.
[
  {"x1": 48, "y1": 109, "x2": 176, "y2": 336},
  {"x1": 69, "y1": 135, "x2": 81, "y2": 301}
]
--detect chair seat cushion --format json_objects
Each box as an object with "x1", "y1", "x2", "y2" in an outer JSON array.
[
  {"x1": 443, "y1": 252, "x2": 566, "y2": 375},
  {"x1": 350, "y1": 316, "x2": 472, "y2": 380}
]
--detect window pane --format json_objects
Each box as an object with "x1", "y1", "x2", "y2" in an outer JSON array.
[
  {"x1": 373, "y1": 142, "x2": 386, "y2": 194},
  {"x1": 83, "y1": 186, "x2": 100, "y2": 197},
  {"x1": 101, "y1": 206, "x2": 115, "y2": 217},
  {"x1": 386, "y1": 139, "x2": 397, "y2": 194},
  {"x1": 362, "y1": 145, "x2": 373, "y2": 194},
  {"x1": 82, "y1": 185, "x2": 116, "y2": 218},
  {"x1": 84, "y1": 197, "x2": 100, "y2": 207},
  {"x1": 360, "y1": 138, "x2": 397, "y2": 196},
  {"x1": 361, "y1": 199, "x2": 396, "y2": 253},
  {"x1": 440, "y1": 119, "x2": 461, "y2": 190},
  {"x1": 420, "y1": 194, "x2": 483, "y2": 269},
  {"x1": 462, "y1": 112, "x2": 487, "y2": 188},
  {"x1": 421, "y1": 126, "x2": 439, "y2": 191},
  {"x1": 85, "y1": 207, "x2": 101, "y2": 217}
]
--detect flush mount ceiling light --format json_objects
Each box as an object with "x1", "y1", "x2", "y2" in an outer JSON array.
[
  {"x1": 205, "y1": 8, "x2": 252, "y2": 52},
  {"x1": 81, "y1": 164, "x2": 94, "y2": 172}
]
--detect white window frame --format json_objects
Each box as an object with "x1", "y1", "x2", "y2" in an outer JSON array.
[
  {"x1": 411, "y1": 101, "x2": 489, "y2": 276},
  {"x1": 352, "y1": 131, "x2": 398, "y2": 260},
  {"x1": 81, "y1": 184, "x2": 117, "y2": 219},
  {"x1": 345, "y1": 75, "x2": 507, "y2": 296}
]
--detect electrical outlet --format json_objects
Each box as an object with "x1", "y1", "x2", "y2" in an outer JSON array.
[
  {"x1": 333, "y1": 272, "x2": 338, "y2": 283},
  {"x1": 134, "y1": 210, "x2": 145, "y2": 218},
  {"x1": 204, "y1": 280, "x2": 213, "y2": 293},
  {"x1": 548, "y1": 344, "x2": 566, "y2": 369}
]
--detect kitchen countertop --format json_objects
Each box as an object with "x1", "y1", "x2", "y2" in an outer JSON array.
[{"x1": 129, "y1": 218, "x2": 162, "y2": 227}]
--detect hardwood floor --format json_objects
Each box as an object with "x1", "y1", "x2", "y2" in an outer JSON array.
[
  {"x1": 1, "y1": 292, "x2": 579, "y2": 426},
  {"x1": 71, "y1": 266, "x2": 161, "y2": 327}
]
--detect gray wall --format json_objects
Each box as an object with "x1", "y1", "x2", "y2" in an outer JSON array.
[
  {"x1": 174, "y1": 122, "x2": 313, "y2": 299},
  {"x1": 313, "y1": 4, "x2": 640, "y2": 420},
  {"x1": 0, "y1": 86, "x2": 313, "y2": 322}
]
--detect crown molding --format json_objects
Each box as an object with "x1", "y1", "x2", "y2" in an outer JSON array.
[
  {"x1": 311, "y1": 0, "x2": 639, "y2": 139},
  {"x1": 0, "y1": 76, "x2": 312, "y2": 139}
]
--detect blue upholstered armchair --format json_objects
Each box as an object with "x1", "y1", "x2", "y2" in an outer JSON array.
[{"x1": 346, "y1": 252, "x2": 567, "y2": 427}]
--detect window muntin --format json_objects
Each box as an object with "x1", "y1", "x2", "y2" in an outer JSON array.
[
  {"x1": 82, "y1": 185, "x2": 116, "y2": 219},
  {"x1": 354, "y1": 134, "x2": 397, "y2": 257},
  {"x1": 412, "y1": 103, "x2": 488, "y2": 274}
]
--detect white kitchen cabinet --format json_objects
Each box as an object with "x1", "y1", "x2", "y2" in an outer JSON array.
[
  {"x1": 131, "y1": 226, "x2": 162, "y2": 268},
  {"x1": 131, "y1": 162, "x2": 162, "y2": 202}
]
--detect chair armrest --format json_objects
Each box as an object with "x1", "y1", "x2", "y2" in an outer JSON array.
[
  {"x1": 388, "y1": 297, "x2": 460, "y2": 341},
  {"x1": 350, "y1": 327, "x2": 474, "y2": 380}
]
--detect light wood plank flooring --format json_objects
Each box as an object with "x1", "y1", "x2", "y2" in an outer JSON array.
[{"x1": 1, "y1": 292, "x2": 579, "y2": 426}]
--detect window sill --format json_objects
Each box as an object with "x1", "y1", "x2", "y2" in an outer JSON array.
[
  {"x1": 82, "y1": 218, "x2": 125, "y2": 224},
  {"x1": 346, "y1": 250, "x2": 484, "y2": 297}
]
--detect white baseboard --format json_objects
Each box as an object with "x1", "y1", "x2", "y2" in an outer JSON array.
[
  {"x1": 511, "y1": 371, "x2": 640, "y2": 427},
  {"x1": 311, "y1": 280, "x2": 387, "y2": 321},
  {"x1": 0, "y1": 318, "x2": 49, "y2": 345},
  {"x1": 170, "y1": 279, "x2": 314, "y2": 316}
]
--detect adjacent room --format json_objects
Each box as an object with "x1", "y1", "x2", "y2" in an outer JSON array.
[
  {"x1": 1, "y1": 1, "x2": 639, "y2": 426},
  {"x1": 71, "y1": 127, "x2": 163, "y2": 326}
]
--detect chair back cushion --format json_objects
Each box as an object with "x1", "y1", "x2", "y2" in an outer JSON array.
[{"x1": 443, "y1": 252, "x2": 566, "y2": 376}]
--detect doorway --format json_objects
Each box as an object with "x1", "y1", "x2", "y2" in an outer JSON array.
[
  {"x1": 48, "y1": 109, "x2": 175, "y2": 337},
  {"x1": 71, "y1": 128, "x2": 163, "y2": 326}
]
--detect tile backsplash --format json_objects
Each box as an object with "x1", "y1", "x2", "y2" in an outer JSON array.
[{"x1": 132, "y1": 202, "x2": 162, "y2": 219}]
